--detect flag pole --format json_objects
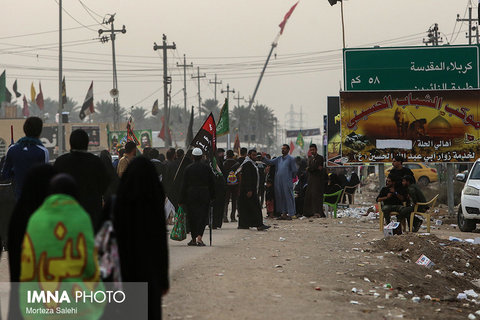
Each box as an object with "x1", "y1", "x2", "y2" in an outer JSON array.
[
  {"x1": 58, "y1": 0, "x2": 64, "y2": 156},
  {"x1": 172, "y1": 147, "x2": 191, "y2": 183},
  {"x1": 247, "y1": 36, "x2": 278, "y2": 110}
]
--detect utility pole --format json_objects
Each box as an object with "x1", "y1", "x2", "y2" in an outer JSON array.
[
  {"x1": 457, "y1": 6, "x2": 475, "y2": 45},
  {"x1": 221, "y1": 84, "x2": 235, "y2": 150},
  {"x1": 234, "y1": 92, "x2": 244, "y2": 108},
  {"x1": 209, "y1": 74, "x2": 222, "y2": 104},
  {"x1": 153, "y1": 34, "x2": 176, "y2": 147},
  {"x1": 192, "y1": 67, "x2": 206, "y2": 119},
  {"x1": 58, "y1": 0, "x2": 63, "y2": 156},
  {"x1": 99, "y1": 14, "x2": 126, "y2": 130},
  {"x1": 176, "y1": 54, "x2": 193, "y2": 113},
  {"x1": 423, "y1": 23, "x2": 442, "y2": 46}
]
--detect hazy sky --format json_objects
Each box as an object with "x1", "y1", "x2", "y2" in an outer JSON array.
[{"x1": 0, "y1": 0, "x2": 475, "y2": 131}]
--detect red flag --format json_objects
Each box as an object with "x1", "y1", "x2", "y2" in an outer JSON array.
[
  {"x1": 190, "y1": 113, "x2": 216, "y2": 156},
  {"x1": 233, "y1": 133, "x2": 240, "y2": 154},
  {"x1": 22, "y1": 95, "x2": 30, "y2": 117},
  {"x1": 158, "y1": 116, "x2": 172, "y2": 142},
  {"x1": 35, "y1": 82, "x2": 44, "y2": 110},
  {"x1": 279, "y1": 2, "x2": 299, "y2": 35},
  {"x1": 289, "y1": 141, "x2": 295, "y2": 154}
]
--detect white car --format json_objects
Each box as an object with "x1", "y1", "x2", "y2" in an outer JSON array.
[{"x1": 457, "y1": 160, "x2": 480, "y2": 232}]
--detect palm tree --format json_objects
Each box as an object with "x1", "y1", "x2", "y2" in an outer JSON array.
[
  {"x1": 93, "y1": 100, "x2": 127, "y2": 125},
  {"x1": 130, "y1": 106, "x2": 149, "y2": 129},
  {"x1": 253, "y1": 104, "x2": 276, "y2": 146},
  {"x1": 201, "y1": 99, "x2": 220, "y2": 118},
  {"x1": 231, "y1": 105, "x2": 253, "y2": 142}
]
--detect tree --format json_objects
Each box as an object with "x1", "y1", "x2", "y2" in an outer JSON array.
[
  {"x1": 93, "y1": 99, "x2": 127, "y2": 125},
  {"x1": 130, "y1": 106, "x2": 148, "y2": 129},
  {"x1": 201, "y1": 99, "x2": 220, "y2": 118}
]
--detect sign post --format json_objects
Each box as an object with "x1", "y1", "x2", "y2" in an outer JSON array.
[{"x1": 344, "y1": 45, "x2": 479, "y2": 91}]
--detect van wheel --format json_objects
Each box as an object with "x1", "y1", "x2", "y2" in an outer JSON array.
[
  {"x1": 458, "y1": 206, "x2": 476, "y2": 232},
  {"x1": 418, "y1": 176, "x2": 430, "y2": 186}
]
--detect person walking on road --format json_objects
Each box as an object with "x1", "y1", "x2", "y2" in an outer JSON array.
[
  {"x1": 212, "y1": 148, "x2": 226, "y2": 228},
  {"x1": 54, "y1": 129, "x2": 110, "y2": 232},
  {"x1": 7, "y1": 164, "x2": 57, "y2": 320},
  {"x1": 262, "y1": 144, "x2": 298, "y2": 220},
  {"x1": 238, "y1": 149, "x2": 271, "y2": 231},
  {"x1": 1, "y1": 116, "x2": 49, "y2": 199},
  {"x1": 303, "y1": 144, "x2": 328, "y2": 218},
  {"x1": 179, "y1": 148, "x2": 215, "y2": 246},
  {"x1": 114, "y1": 156, "x2": 169, "y2": 319},
  {"x1": 117, "y1": 141, "x2": 137, "y2": 177},
  {"x1": 223, "y1": 150, "x2": 240, "y2": 222}
]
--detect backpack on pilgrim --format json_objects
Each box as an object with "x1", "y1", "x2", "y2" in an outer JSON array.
[{"x1": 226, "y1": 170, "x2": 239, "y2": 185}]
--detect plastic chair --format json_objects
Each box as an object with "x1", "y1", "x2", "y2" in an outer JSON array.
[
  {"x1": 341, "y1": 183, "x2": 360, "y2": 205},
  {"x1": 409, "y1": 194, "x2": 439, "y2": 233},
  {"x1": 323, "y1": 189, "x2": 344, "y2": 218},
  {"x1": 378, "y1": 202, "x2": 406, "y2": 232}
]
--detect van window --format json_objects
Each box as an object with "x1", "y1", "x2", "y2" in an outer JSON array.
[{"x1": 469, "y1": 163, "x2": 480, "y2": 180}]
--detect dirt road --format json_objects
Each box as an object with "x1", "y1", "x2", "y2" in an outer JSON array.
[{"x1": 164, "y1": 214, "x2": 480, "y2": 320}]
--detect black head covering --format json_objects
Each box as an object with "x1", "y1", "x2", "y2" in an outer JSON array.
[
  {"x1": 48, "y1": 173, "x2": 79, "y2": 200},
  {"x1": 113, "y1": 157, "x2": 169, "y2": 319},
  {"x1": 329, "y1": 173, "x2": 339, "y2": 185},
  {"x1": 8, "y1": 164, "x2": 57, "y2": 281},
  {"x1": 7, "y1": 164, "x2": 57, "y2": 319}
]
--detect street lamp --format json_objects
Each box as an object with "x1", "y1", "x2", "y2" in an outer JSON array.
[{"x1": 328, "y1": 0, "x2": 345, "y2": 48}]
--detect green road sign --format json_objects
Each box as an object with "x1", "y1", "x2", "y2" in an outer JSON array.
[{"x1": 343, "y1": 45, "x2": 479, "y2": 91}]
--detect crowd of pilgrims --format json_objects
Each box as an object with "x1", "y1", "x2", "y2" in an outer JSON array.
[{"x1": 0, "y1": 117, "x2": 364, "y2": 320}]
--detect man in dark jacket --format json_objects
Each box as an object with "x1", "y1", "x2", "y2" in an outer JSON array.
[
  {"x1": 399, "y1": 175, "x2": 426, "y2": 232},
  {"x1": 1, "y1": 117, "x2": 49, "y2": 199},
  {"x1": 237, "y1": 149, "x2": 270, "y2": 231},
  {"x1": 223, "y1": 150, "x2": 240, "y2": 222},
  {"x1": 376, "y1": 175, "x2": 405, "y2": 224},
  {"x1": 237, "y1": 147, "x2": 247, "y2": 164},
  {"x1": 388, "y1": 155, "x2": 415, "y2": 186},
  {"x1": 163, "y1": 148, "x2": 177, "y2": 201},
  {"x1": 53, "y1": 129, "x2": 110, "y2": 232},
  {"x1": 212, "y1": 148, "x2": 226, "y2": 228},
  {"x1": 179, "y1": 148, "x2": 215, "y2": 246},
  {"x1": 303, "y1": 144, "x2": 328, "y2": 217}
]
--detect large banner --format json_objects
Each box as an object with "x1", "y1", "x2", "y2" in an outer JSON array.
[
  {"x1": 340, "y1": 89, "x2": 480, "y2": 163},
  {"x1": 285, "y1": 128, "x2": 321, "y2": 138},
  {"x1": 327, "y1": 96, "x2": 342, "y2": 166},
  {"x1": 109, "y1": 130, "x2": 152, "y2": 151},
  {"x1": 72, "y1": 125, "x2": 100, "y2": 147},
  {"x1": 40, "y1": 126, "x2": 65, "y2": 159}
]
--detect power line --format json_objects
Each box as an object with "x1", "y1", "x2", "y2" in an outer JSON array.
[
  {"x1": 0, "y1": 24, "x2": 99, "y2": 41},
  {"x1": 78, "y1": 0, "x2": 105, "y2": 25},
  {"x1": 53, "y1": 0, "x2": 98, "y2": 32},
  {"x1": 453, "y1": 1, "x2": 470, "y2": 43}
]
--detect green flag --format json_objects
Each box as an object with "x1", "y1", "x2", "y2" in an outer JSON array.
[
  {"x1": 0, "y1": 71, "x2": 6, "y2": 105},
  {"x1": 296, "y1": 131, "x2": 304, "y2": 148},
  {"x1": 216, "y1": 98, "x2": 229, "y2": 137}
]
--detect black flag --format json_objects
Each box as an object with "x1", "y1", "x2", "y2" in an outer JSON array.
[
  {"x1": 13, "y1": 80, "x2": 21, "y2": 98},
  {"x1": 190, "y1": 112, "x2": 216, "y2": 156}
]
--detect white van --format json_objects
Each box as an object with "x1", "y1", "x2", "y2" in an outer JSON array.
[{"x1": 457, "y1": 160, "x2": 480, "y2": 232}]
